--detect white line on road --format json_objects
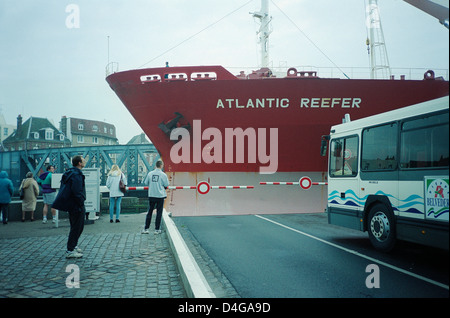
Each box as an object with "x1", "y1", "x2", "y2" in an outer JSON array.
[{"x1": 255, "y1": 214, "x2": 449, "y2": 291}]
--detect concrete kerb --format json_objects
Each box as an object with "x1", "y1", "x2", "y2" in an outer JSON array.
[{"x1": 162, "y1": 209, "x2": 216, "y2": 298}]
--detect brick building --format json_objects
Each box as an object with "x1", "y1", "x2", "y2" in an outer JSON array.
[
  {"x1": 60, "y1": 116, "x2": 118, "y2": 146},
  {"x1": 2, "y1": 115, "x2": 70, "y2": 151}
]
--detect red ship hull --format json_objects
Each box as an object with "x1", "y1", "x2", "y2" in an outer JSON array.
[
  {"x1": 107, "y1": 66, "x2": 448, "y2": 173},
  {"x1": 106, "y1": 66, "x2": 449, "y2": 216}
]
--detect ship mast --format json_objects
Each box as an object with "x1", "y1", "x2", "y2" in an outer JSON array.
[
  {"x1": 251, "y1": 0, "x2": 272, "y2": 68},
  {"x1": 365, "y1": 0, "x2": 391, "y2": 79}
]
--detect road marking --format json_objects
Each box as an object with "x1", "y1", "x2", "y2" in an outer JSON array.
[{"x1": 255, "y1": 214, "x2": 449, "y2": 291}]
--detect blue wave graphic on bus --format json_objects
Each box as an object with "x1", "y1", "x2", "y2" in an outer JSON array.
[
  {"x1": 328, "y1": 190, "x2": 424, "y2": 215},
  {"x1": 329, "y1": 190, "x2": 364, "y2": 207},
  {"x1": 427, "y1": 207, "x2": 449, "y2": 219}
]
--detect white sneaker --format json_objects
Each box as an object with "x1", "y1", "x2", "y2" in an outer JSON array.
[
  {"x1": 52, "y1": 219, "x2": 56, "y2": 224},
  {"x1": 141, "y1": 229, "x2": 150, "y2": 234},
  {"x1": 42, "y1": 218, "x2": 47, "y2": 224},
  {"x1": 66, "y1": 250, "x2": 83, "y2": 258},
  {"x1": 154, "y1": 229, "x2": 162, "y2": 234},
  {"x1": 75, "y1": 246, "x2": 82, "y2": 253}
]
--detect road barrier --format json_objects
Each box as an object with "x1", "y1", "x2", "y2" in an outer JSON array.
[
  {"x1": 260, "y1": 176, "x2": 327, "y2": 190},
  {"x1": 126, "y1": 181, "x2": 254, "y2": 195},
  {"x1": 126, "y1": 177, "x2": 327, "y2": 194}
]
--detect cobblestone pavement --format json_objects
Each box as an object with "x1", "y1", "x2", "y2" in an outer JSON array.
[{"x1": 0, "y1": 213, "x2": 186, "y2": 298}]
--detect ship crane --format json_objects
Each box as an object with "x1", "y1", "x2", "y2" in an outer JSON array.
[
  {"x1": 365, "y1": 0, "x2": 392, "y2": 79},
  {"x1": 403, "y1": 0, "x2": 449, "y2": 28}
]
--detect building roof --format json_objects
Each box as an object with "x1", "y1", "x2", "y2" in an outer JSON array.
[
  {"x1": 3, "y1": 116, "x2": 69, "y2": 144},
  {"x1": 67, "y1": 117, "x2": 117, "y2": 139},
  {"x1": 127, "y1": 133, "x2": 151, "y2": 145}
]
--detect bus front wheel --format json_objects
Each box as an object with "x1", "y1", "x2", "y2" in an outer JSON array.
[{"x1": 367, "y1": 203, "x2": 396, "y2": 252}]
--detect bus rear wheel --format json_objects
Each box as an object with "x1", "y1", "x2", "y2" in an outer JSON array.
[{"x1": 367, "y1": 203, "x2": 396, "y2": 252}]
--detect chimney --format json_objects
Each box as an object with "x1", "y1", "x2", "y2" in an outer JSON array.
[
  {"x1": 17, "y1": 114, "x2": 22, "y2": 131},
  {"x1": 60, "y1": 116, "x2": 67, "y2": 134}
]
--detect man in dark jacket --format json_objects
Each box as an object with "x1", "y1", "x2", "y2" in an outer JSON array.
[{"x1": 53, "y1": 155, "x2": 86, "y2": 258}]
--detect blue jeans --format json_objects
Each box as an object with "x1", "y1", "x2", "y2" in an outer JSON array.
[{"x1": 109, "y1": 197, "x2": 122, "y2": 220}]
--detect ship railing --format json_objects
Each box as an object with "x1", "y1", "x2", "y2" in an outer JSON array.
[
  {"x1": 138, "y1": 65, "x2": 448, "y2": 82},
  {"x1": 227, "y1": 65, "x2": 449, "y2": 81},
  {"x1": 105, "y1": 62, "x2": 119, "y2": 77}
]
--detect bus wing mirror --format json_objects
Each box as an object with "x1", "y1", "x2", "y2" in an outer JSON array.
[{"x1": 321, "y1": 135, "x2": 330, "y2": 156}]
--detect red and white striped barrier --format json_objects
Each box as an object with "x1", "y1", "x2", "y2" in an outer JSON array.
[
  {"x1": 126, "y1": 181, "x2": 253, "y2": 195},
  {"x1": 125, "y1": 186, "x2": 197, "y2": 191},
  {"x1": 212, "y1": 186, "x2": 254, "y2": 189},
  {"x1": 260, "y1": 176, "x2": 327, "y2": 190}
]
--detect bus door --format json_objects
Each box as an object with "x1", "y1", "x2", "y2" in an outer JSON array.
[{"x1": 328, "y1": 135, "x2": 361, "y2": 230}]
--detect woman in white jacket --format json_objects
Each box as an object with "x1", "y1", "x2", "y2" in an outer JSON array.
[{"x1": 106, "y1": 165, "x2": 127, "y2": 223}]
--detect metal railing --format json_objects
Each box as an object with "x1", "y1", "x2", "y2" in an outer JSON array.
[
  {"x1": 0, "y1": 144, "x2": 160, "y2": 193},
  {"x1": 226, "y1": 65, "x2": 449, "y2": 81}
]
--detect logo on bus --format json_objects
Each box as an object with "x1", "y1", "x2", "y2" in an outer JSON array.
[{"x1": 425, "y1": 177, "x2": 449, "y2": 221}]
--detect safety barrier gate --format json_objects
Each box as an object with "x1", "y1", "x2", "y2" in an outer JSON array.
[
  {"x1": 125, "y1": 176, "x2": 326, "y2": 195},
  {"x1": 260, "y1": 176, "x2": 327, "y2": 190},
  {"x1": 127, "y1": 181, "x2": 254, "y2": 195}
]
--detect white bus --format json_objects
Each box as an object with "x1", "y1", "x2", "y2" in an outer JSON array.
[{"x1": 323, "y1": 96, "x2": 449, "y2": 251}]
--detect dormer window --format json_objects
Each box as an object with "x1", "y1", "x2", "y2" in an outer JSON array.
[
  {"x1": 93, "y1": 124, "x2": 98, "y2": 132},
  {"x1": 78, "y1": 123, "x2": 84, "y2": 130},
  {"x1": 45, "y1": 128, "x2": 53, "y2": 140}
]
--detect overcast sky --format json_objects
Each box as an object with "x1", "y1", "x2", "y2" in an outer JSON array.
[{"x1": 1, "y1": 0, "x2": 448, "y2": 144}]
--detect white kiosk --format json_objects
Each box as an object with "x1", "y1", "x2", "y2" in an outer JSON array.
[{"x1": 51, "y1": 168, "x2": 100, "y2": 227}]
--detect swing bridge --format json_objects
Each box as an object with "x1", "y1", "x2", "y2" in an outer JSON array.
[{"x1": 0, "y1": 144, "x2": 160, "y2": 193}]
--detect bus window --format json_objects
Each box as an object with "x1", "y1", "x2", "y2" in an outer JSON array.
[
  {"x1": 329, "y1": 136, "x2": 358, "y2": 177},
  {"x1": 361, "y1": 123, "x2": 397, "y2": 171},
  {"x1": 400, "y1": 113, "x2": 449, "y2": 169}
]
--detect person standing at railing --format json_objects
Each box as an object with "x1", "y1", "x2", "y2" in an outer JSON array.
[
  {"x1": 38, "y1": 165, "x2": 57, "y2": 224},
  {"x1": 0, "y1": 171, "x2": 13, "y2": 224},
  {"x1": 106, "y1": 164, "x2": 127, "y2": 223},
  {"x1": 141, "y1": 160, "x2": 169, "y2": 234},
  {"x1": 19, "y1": 172, "x2": 39, "y2": 222}
]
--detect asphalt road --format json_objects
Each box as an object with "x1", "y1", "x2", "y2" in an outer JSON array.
[{"x1": 174, "y1": 213, "x2": 449, "y2": 298}]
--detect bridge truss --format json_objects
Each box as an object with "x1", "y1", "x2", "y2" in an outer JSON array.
[{"x1": 0, "y1": 144, "x2": 160, "y2": 191}]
